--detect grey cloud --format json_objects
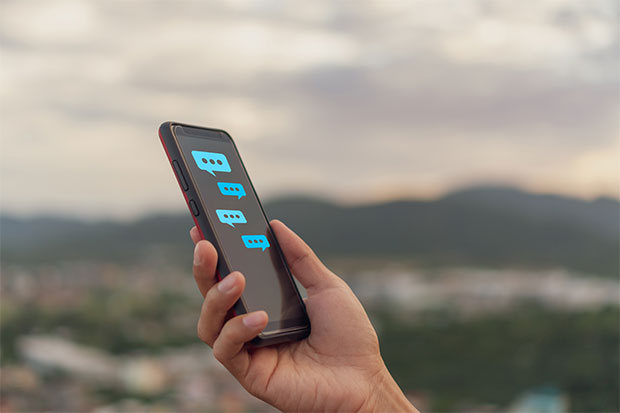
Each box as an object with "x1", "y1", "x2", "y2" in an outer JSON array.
[
  {"x1": 1, "y1": 0, "x2": 618, "y2": 218},
  {"x1": 247, "y1": 61, "x2": 617, "y2": 142}
]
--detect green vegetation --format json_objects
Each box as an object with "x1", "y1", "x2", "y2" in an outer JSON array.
[
  {"x1": 3, "y1": 290, "x2": 618, "y2": 412},
  {"x1": 1, "y1": 290, "x2": 200, "y2": 362},
  {"x1": 378, "y1": 306, "x2": 620, "y2": 412}
]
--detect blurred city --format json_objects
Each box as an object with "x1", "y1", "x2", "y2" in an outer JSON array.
[
  {"x1": 1, "y1": 1, "x2": 619, "y2": 412},
  {"x1": 2, "y1": 190, "x2": 618, "y2": 412}
]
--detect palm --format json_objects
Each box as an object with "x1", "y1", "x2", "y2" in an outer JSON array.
[{"x1": 238, "y1": 279, "x2": 384, "y2": 412}]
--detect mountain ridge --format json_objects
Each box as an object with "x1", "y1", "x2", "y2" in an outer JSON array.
[{"x1": 1, "y1": 186, "x2": 618, "y2": 276}]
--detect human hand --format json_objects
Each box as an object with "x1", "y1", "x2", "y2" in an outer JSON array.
[{"x1": 190, "y1": 220, "x2": 418, "y2": 412}]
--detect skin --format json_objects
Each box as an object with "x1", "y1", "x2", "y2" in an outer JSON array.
[{"x1": 190, "y1": 220, "x2": 418, "y2": 413}]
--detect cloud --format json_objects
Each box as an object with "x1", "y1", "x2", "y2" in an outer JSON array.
[{"x1": 0, "y1": 0, "x2": 617, "y2": 219}]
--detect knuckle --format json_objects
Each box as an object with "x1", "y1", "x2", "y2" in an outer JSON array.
[
  {"x1": 196, "y1": 321, "x2": 210, "y2": 344},
  {"x1": 205, "y1": 286, "x2": 221, "y2": 308},
  {"x1": 192, "y1": 265, "x2": 205, "y2": 282},
  {"x1": 212, "y1": 344, "x2": 225, "y2": 363}
]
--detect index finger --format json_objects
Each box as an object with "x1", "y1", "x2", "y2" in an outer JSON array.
[{"x1": 190, "y1": 226, "x2": 202, "y2": 244}]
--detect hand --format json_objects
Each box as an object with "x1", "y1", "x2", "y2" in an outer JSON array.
[{"x1": 190, "y1": 220, "x2": 418, "y2": 412}]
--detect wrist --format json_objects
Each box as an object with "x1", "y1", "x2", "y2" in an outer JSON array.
[{"x1": 364, "y1": 367, "x2": 418, "y2": 413}]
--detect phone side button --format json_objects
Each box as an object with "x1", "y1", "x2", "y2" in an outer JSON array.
[
  {"x1": 172, "y1": 160, "x2": 189, "y2": 191},
  {"x1": 189, "y1": 199, "x2": 200, "y2": 216}
]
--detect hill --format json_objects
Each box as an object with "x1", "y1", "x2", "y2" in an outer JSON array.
[{"x1": 1, "y1": 186, "x2": 618, "y2": 276}]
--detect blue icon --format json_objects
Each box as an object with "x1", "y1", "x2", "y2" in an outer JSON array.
[
  {"x1": 192, "y1": 151, "x2": 231, "y2": 176},
  {"x1": 242, "y1": 235, "x2": 270, "y2": 251},
  {"x1": 216, "y1": 209, "x2": 247, "y2": 228},
  {"x1": 217, "y1": 182, "x2": 246, "y2": 199}
]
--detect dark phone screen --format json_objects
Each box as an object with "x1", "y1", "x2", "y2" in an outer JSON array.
[{"x1": 175, "y1": 128, "x2": 307, "y2": 331}]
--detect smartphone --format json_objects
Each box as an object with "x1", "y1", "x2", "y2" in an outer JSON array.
[{"x1": 159, "y1": 122, "x2": 310, "y2": 346}]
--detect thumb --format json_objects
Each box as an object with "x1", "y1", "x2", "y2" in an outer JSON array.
[{"x1": 270, "y1": 219, "x2": 340, "y2": 293}]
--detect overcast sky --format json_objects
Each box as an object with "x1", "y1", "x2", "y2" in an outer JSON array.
[{"x1": 1, "y1": 1, "x2": 618, "y2": 220}]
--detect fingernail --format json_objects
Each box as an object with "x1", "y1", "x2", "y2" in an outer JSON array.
[
  {"x1": 243, "y1": 311, "x2": 266, "y2": 328},
  {"x1": 193, "y1": 243, "x2": 201, "y2": 266},
  {"x1": 217, "y1": 273, "x2": 237, "y2": 293}
]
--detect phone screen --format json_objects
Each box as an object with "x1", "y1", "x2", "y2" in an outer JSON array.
[{"x1": 174, "y1": 126, "x2": 307, "y2": 332}]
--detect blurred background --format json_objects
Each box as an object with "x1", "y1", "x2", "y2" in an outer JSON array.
[{"x1": 1, "y1": 1, "x2": 618, "y2": 412}]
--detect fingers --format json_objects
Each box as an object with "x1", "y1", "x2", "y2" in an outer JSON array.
[
  {"x1": 190, "y1": 226, "x2": 202, "y2": 244},
  {"x1": 197, "y1": 271, "x2": 245, "y2": 346},
  {"x1": 270, "y1": 219, "x2": 339, "y2": 292},
  {"x1": 193, "y1": 240, "x2": 219, "y2": 297},
  {"x1": 212, "y1": 311, "x2": 268, "y2": 378}
]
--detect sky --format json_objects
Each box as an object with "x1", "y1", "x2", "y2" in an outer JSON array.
[{"x1": 1, "y1": 0, "x2": 618, "y2": 220}]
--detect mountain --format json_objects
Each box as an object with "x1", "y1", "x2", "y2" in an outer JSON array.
[
  {"x1": 1, "y1": 186, "x2": 618, "y2": 276},
  {"x1": 442, "y1": 186, "x2": 618, "y2": 239}
]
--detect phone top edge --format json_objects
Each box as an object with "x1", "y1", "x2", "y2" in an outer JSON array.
[{"x1": 160, "y1": 121, "x2": 233, "y2": 142}]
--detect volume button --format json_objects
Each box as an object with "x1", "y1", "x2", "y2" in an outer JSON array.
[
  {"x1": 172, "y1": 160, "x2": 189, "y2": 191},
  {"x1": 189, "y1": 199, "x2": 200, "y2": 216}
]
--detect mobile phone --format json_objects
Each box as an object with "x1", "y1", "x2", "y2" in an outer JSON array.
[{"x1": 159, "y1": 122, "x2": 310, "y2": 346}]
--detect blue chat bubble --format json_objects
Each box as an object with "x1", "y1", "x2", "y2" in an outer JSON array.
[
  {"x1": 216, "y1": 209, "x2": 247, "y2": 228},
  {"x1": 242, "y1": 235, "x2": 270, "y2": 251},
  {"x1": 217, "y1": 182, "x2": 246, "y2": 199},
  {"x1": 191, "y1": 151, "x2": 231, "y2": 176}
]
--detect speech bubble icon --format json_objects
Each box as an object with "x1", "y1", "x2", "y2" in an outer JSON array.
[
  {"x1": 191, "y1": 151, "x2": 231, "y2": 176},
  {"x1": 242, "y1": 235, "x2": 270, "y2": 251},
  {"x1": 217, "y1": 182, "x2": 246, "y2": 199},
  {"x1": 216, "y1": 209, "x2": 247, "y2": 228}
]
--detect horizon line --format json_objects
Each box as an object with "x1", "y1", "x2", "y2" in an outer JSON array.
[{"x1": 1, "y1": 184, "x2": 618, "y2": 224}]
